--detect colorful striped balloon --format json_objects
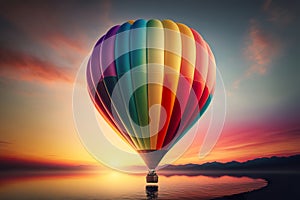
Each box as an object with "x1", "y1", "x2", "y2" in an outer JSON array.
[{"x1": 87, "y1": 19, "x2": 216, "y2": 170}]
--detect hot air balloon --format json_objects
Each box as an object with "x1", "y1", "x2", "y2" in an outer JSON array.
[{"x1": 86, "y1": 19, "x2": 216, "y2": 183}]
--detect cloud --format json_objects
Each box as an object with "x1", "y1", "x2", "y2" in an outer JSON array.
[
  {"x1": 220, "y1": 128, "x2": 300, "y2": 152},
  {"x1": 0, "y1": 2, "x2": 91, "y2": 66},
  {"x1": 0, "y1": 155, "x2": 98, "y2": 171},
  {"x1": 233, "y1": 20, "x2": 280, "y2": 89},
  {"x1": 199, "y1": 127, "x2": 300, "y2": 163},
  {"x1": 45, "y1": 33, "x2": 88, "y2": 56},
  {"x1": 0, "y1": 140, "x2": 12, "y2": 145},
  {"x1": 232, "y1": 0, "x2": 294, "y2": 90},
  {"x1": 0, "y1": 1, "x2": 114, "y2": 85},
  {"x1": 245, "y1": 20, "x2": 279, "y2": 75},
  {"x1": 0, "y1": 48, "x2": 74, "y2": 83},
  {"x1": 0, "y1": 1, "x2": 112, "y2": 50}
]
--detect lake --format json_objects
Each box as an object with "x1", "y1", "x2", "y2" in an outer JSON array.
[{"x1": 0, "y1": 170, "x2": 268, "y2": 200}]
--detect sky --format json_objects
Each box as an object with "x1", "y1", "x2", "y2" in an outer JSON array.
[{"x1": 0, "y1": 0, "x2": 300, "y2": 168}]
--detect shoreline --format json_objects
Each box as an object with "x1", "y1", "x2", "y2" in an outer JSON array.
[
  {"x1": 212, "y1": 172, "x2": 300, "y2": 200},
  {"x1": 213, "y1": 180, "x2": 269, "y2": 200}
]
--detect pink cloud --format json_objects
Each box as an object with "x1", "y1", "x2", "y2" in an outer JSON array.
[
  {"x1": 233, "y1": 20, "x2": 280, "y2": 89},
  {"x1": 40, "y1": 33, "x2": 90, "y2": 68},
  {"x1": 195, "y1": 126, "x2": 300, "y2": 163},
  {"x1": 0, "y1": 1, "x2": 113, "y2": 80},
  {"x1": 45, "y1": 33, "x2": 88, "y2": 56},
  {"x1": 245, "y1": 20, "x2": 279, "y2": 75},
  {"x1": 0, "y1": 48, "x2": 74, "y2": 83}
]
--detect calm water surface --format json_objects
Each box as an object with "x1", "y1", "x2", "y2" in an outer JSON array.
[{"x1": 0, "y1": 170, "x2": 267, "y2": 200}]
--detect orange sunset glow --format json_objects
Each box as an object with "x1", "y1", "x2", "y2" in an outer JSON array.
[{"x1": 1, "y1": 0, "x2": 300, "y2": 171}]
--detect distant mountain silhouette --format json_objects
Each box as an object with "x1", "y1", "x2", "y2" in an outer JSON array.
[
  {"x1": 0, "y1": 156, "x2": 97, "y2": 171},
  {"x1": 1, "y1": 154, "x2": 300, "y2": 171},
  {"x1": 163, "y1": 154, "x2": 300, "y2": 171}
]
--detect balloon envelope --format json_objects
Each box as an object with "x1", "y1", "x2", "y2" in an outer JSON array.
[{"x1": 87, "y1": 19, "x2": 216, "y2": 169}]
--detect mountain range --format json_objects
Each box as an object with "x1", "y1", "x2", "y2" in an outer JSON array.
[
  {"x1": 1, "y1": 154, "x2": 300, "y2": 171},
  {"x1": 163, "y1": 154, "x2": 300, "y2": 171}
]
